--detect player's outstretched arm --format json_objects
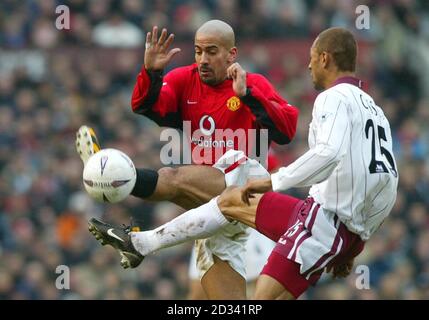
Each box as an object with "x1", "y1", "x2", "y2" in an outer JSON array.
[{"x1": 131, "y1": 26, "x2": 184, "y2": 126}]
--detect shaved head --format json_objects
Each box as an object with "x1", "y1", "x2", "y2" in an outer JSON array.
[
  {"x1": 194, "y1": 20, "x2": 237, "y2": 86},
  {"x1": 196, "y1": 20, "x2": 235, "y2": 49}
]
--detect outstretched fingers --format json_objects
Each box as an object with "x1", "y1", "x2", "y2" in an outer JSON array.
[
  {"x1": 162, "y1": 33, "x2": 175, "y2": 52},
  {"x1": 152, "y1": 27, "x2": 177, "y2": 54},
  {"x1": 145, "y1": 30, "x2": 153, "y2": 50},
  {"x1": 157, "y1": 28, "x2": 168, "y2": 47},
  {"x1": 151, "y1": 25, "x2": 158, "y2": 45}
]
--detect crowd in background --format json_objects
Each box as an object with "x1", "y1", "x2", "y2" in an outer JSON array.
[{"x1": 1, "y1": 0, "x2": 429, "y2": 299}]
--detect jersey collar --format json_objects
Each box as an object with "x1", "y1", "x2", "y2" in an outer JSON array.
[{"x1": 332, "y1": 76, "x2": 363, "y2": 89}]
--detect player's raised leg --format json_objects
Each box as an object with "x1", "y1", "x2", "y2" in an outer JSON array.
[
  {"x1": 109, "y1": 187, "x2": 263, "y2": 272},
  {"x1": 92, "y1": 194, "x2": 250, "y2": 298},
  {"x1": 89, "y1": 196, "x2": 233, "y2": 259},
  {"x1": 76, "y1": 125, "x2": 226, "y2": 210},
  {"x1": 143, "y1": 165, "x2": 226, "y2": 210},
  {"x1": 89, "y1": 186, "x2": 274, "y2": 298},
  {"x1": 89, "y1": 185, "x2": 299, "y2": 299}
]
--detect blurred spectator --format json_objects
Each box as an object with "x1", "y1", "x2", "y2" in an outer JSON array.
[{"x1": 93, "y1": 13, "x2": 143, "y2": 48}]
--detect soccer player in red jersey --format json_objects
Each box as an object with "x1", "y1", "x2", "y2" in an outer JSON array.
[
  {"x1": 131, "y1": 24, "x2": 297, "y2": 165},
  {"x1": 80, "y1": 20, "x2": 298, "y2": 299}
]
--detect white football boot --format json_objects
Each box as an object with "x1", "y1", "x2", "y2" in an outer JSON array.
[{"x1": 75, "y1": 125, "x2": 101, "y2": 165}]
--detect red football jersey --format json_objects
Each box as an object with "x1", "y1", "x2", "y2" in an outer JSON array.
[{"x1": 131, "y1": 63, "x2": 298, "y2": 165}]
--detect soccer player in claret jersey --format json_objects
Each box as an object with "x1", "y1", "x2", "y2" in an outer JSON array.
[
  {"x1": 90, "y1": 27, "x2": 398, "y2": 299},
  {"x1": 78, "y1": 20, "x2": 298, "y2": 299}
]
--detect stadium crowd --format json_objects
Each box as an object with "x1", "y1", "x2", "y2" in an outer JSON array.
[{"x1": 1, "y1": 0, "x2": 429, "y2": 299}]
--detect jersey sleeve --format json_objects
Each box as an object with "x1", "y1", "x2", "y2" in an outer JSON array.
[
  {"x1": 241, "y1": 74, "x2": 299, "y2": 144},
  {"x1": 271, "y1": 90, "x2": 351, "y2": 191},
  {"x1": 130, "y1": 67, "x2": 186, "y2": 128}
]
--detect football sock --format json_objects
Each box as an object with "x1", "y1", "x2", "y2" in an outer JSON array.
[
  {"x1": 130, "y1": 197, "x2": 229, "y2": 256},
  {"x1": 130, "y1": 168, "x2": 159, "y2": 198}
]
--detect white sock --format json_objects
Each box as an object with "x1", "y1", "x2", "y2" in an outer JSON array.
[{"x1": 130, "y1": 197, "x2": 229, "y2": 256}]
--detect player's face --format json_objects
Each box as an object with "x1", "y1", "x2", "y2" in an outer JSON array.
[
  {"x1": 194, "y1": 35, "x2": 236, "y2": 85},
  {"x1": 308, "y1": 45, "x2": 325, "y2": 91}
]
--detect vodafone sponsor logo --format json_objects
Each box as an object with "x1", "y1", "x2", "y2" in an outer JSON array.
[{"x1": 199, "y1": 115, "x2": 216, "y2": 136}]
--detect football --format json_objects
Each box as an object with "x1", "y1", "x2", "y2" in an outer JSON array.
[{"x1": 82, "y1": 148, "x2": 136, "y2": 203}]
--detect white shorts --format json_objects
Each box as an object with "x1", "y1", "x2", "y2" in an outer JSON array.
[
  {"x1": 188, "y1": 149, "x2": 272, "y2": 280},
  {"x1": 188, "y1": 227, "x2": 275, "y2": 281}
]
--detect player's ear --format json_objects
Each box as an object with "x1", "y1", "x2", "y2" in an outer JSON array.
[
  {"x1": 320, "y1": 51, "x2": 329, "y2": 69},
  {"x1": 227, "y1": 47, "x2": 237, "y2": 63}
]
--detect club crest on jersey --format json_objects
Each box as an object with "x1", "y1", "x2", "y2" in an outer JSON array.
[{"x1": 226, "y1": 96, "x2": 241, "y2": 111}]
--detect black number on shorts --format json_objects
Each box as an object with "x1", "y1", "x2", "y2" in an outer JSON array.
[{"x1": 365, "y1": 119, "x2": 397, "y2": 177}]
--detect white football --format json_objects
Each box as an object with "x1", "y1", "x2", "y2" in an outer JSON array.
[{"x1": 83, "y1": 148, "x2": 136, "y2": 203}]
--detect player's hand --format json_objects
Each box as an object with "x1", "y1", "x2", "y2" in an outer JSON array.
[
  {"x1": 326, "y1": 258, "x2": 354, "y2": 279},
  {"x1": 144, "y1": 26, "x2": 181, "y2": 71},
  {"x1": 227, "y1": 62, "x2": 247, "y2": 97},
  {"x1": 241, "y1": 178, "x2": 272, "y2": 206}
]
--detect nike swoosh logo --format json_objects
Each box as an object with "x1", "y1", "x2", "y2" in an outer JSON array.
[
  {"x1": 107, "y1": 228, "x2": 124, "y2": 242},
  {"x1": 187, "y1": 100, "x2": 197, "y2": 104}
]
